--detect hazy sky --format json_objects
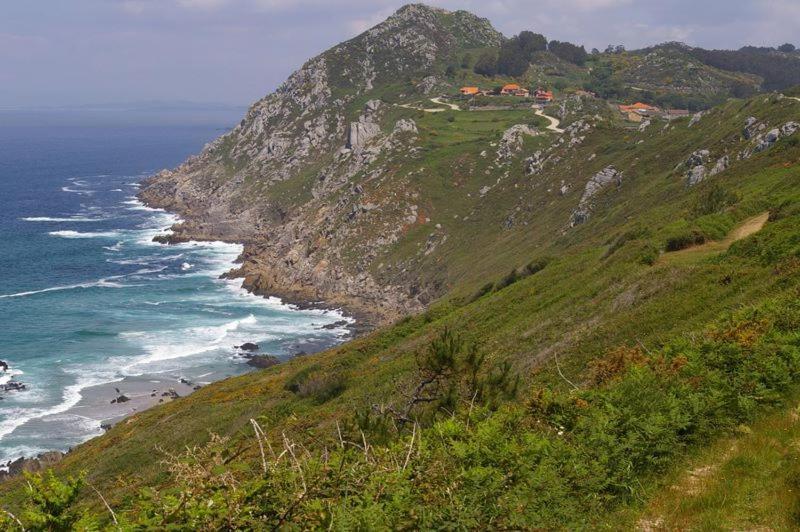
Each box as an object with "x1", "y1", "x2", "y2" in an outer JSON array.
[{"x1": 1, "y1": 0, "x2": 797, "y2": 108}]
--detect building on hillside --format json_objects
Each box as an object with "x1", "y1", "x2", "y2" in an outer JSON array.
[
  {"x1": 664, "y1": 109, "x2": 690, "y2": 119},
  {"x1": 500, "y1": 83, "x2": 522, "y2": 95},
  {"x1": 459, "y1": 86, "x2": 480, "y2": 96},
  {"x1": 619, "y1": 102, "x2": 660, "y2": 116},
  {"x1": 626, "y1": 111, "x2": 643, "y2": 123},
  {"x1": 514, "y1": 88, "x2": 531, "y2": 97},
  {"x1": 534, "y1": 89, "x2": 554, "y2": 102}
]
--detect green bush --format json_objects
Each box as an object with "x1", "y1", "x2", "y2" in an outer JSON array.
[{"x1": 665, "y1": 229, "x2": 706, "y2": 251}]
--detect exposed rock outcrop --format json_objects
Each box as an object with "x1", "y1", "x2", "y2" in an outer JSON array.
[
  {"x1": 684, "y1": 149, "x2": 710, "y2": 186},
  {"x1": 570, "y1": 166, "x2": 623, "y2": 226},
  {"x1": 137, "y1": 5, "x2": 504, "y2": 324},
  {"x1": 497, "y1": 124, "x2": 540, "y2": 162},
  {"x1": 0, "y1": 451, "x2": 64, "y2": 481}
]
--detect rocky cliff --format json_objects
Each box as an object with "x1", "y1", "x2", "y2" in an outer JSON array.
[{"x1": 140, "y1": 4, "x2": 502, "y2": 324}]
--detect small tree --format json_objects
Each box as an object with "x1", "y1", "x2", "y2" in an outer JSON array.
[
  {"x1": 474, "y1": 51, "x2": 498, "y2": 77},
  {"x1": 21, "y1": 471, "x2": 91, "y2": 531}
]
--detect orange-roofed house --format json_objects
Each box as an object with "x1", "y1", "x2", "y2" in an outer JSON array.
[
  {"x1": 619, "y1": 102, "x2": 660, "y2": 115},
  {"x1": 459, "y1": 86, "x2": 480, "y2": 96},
  {"x1": 534, "y1": 89, "x2": 553, "y2": 102},
  {"x1": 500, "y1": 83, "x2": 522, "y2": 95}
]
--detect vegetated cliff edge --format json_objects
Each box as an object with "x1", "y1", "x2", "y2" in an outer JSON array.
[{"x1": 139, "y1": 4, "x2": 503, "y2": 326}]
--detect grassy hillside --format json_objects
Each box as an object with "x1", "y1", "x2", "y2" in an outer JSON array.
[{"x1": 1, "y1": 91, "x2": 799, "y2": 528}]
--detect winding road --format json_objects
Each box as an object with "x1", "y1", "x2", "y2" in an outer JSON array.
[
  {"x1": 534, "y1": 108, "x2": 564, "y2": 133},
  {"x1": 397, "y1": 96, "x2": 565, "y2": 135}
]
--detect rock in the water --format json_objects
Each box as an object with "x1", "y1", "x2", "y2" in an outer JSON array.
[
  {"x1": 236, "y1": 342, "x2": 260, "y2": 352},
  {"x1": 110, "y1": 394, "x2": 130, "y2": 404},
  {"x1": 0, "y1": 360, "x2": 7, "y2": 372},
  {"x1": 0, "y1": 381, "x2": 26, "y2": 393},
  {"x1": 245, "y1": 355, "x2": 280, "y2": 369},
  {"x1": 321, "y1": 320, "x2": 349, "y2": 330}
]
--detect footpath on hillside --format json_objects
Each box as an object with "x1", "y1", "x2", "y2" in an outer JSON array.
[{"x1": 660, "y1": 211, "x2": 769, "y2": 264}]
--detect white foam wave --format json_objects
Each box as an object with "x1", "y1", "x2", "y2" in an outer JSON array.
[
  {"x1": 122, "y1": 314, "x2": 259, "y2": 370},
  {"x1": 0, "y1": 369, "x2": 23, "y2": 387},
  {"x1": 0, "y1": 374, "x2": 119, "y2": 446},
  {"x1": 124, "y1": 198, "x2": 163, "y2": 212},
  {"x1": 49, "y1": 230, "x2": 122, "y2": 239},
  {"x1": 0, "y1": 279, "x2": 126, "y2": 299},
  {"x1": 61, "y1": 186, "x2": 94, "y2": 195},
  {"x1": 21, "y1": 216, "x2": 104, "y2": 222}
]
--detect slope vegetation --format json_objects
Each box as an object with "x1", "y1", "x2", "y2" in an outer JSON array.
[{"x1": 2, "y1": 4, "x2": 800, "y2": 529}]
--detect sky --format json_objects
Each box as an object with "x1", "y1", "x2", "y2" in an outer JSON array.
[{"x1": 0, "y1": 0, "x2": 797, "y2": 108}]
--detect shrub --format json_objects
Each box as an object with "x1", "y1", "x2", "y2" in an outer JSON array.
[
  {"x1": 469, "y1": 282, "x2": 495, "y2": 302},
  {"x1": 665, "y1": 229, "x2": 706, "y2": 251},
  {"x1": 692, "y1": 184, "x2": 739, "y2": 216}
]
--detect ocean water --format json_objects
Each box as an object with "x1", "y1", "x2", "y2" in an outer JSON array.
[{"x1": 0, "y1": 123, "x2": 349, "y2": 464}]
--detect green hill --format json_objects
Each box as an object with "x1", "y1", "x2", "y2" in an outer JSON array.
[{"x1": 2, "y1": 4, "x2": 800, "y2": 530}]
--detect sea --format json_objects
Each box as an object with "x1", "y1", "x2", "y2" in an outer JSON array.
[{"x1": 0, "y1": 115, "x2": 350, "y2": 465}]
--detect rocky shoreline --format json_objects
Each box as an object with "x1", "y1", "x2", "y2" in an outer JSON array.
[{"x1": 136, "y1": 182, "x2": 385, "y2": 338}]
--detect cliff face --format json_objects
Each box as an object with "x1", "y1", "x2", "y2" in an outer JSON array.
[{"x1": 140, "y1": 4, "x2": 503, "y2": 322}]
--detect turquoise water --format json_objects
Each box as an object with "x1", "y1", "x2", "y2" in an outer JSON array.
[{"x1": 0, "y1": 124, "x2": 349, "y2": 464}]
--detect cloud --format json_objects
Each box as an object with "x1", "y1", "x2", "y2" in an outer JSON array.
[{"x1": 176, "y1": 0, "x2": 231, "y2": 8}]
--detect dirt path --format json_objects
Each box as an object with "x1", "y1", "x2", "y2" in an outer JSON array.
[
  {"x1": 534, "y1": 108, "x2": 564, "y2": 133},
  {"x1": 661, "y1": 211, "x2": 769, "y2": 264},
  {"x1": 396, "y1": 97, "x2": 461, "y2": 113},
  {"x1": 430, "y1": 97, "x2": 460, "y2": 110}
]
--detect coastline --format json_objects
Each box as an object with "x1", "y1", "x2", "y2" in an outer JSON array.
[
  {"x1": 136, "y1": 180, "x2": 384, "y2": 339},
  {"x1": 1, "y1": 188, "x2": 361, "y2": 478}
]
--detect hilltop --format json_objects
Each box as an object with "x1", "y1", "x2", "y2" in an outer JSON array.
[{"x1": 2, "y1": 3, "x2": 800, "y2": 529}]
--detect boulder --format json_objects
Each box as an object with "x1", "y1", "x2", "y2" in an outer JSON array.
[
  {"x1": 0, "y1": 360, "x2": 7, "y2": 372},
  {"x1": 687, "y1": 165, "x2": 707, "y2": 186},
  {"x1": 570, "y1": 166, "x2": 622, "y2": 226},
  {"x1": 236, "y1": 342, "x2": 259, "y2": 352},
  {"x1": 393, "y1": 119, "x2": 418, "y2": 134},
  {"x1": 0, "y1": 381, "x2": 26, "y2": 393},
  {"x1": 245, "y1": 355, "x2": 280, "y2": 369},
  {"x1": 684, "y1": 149, "x2": 710, "y2": 186},
  {"x1": 110, "y1": 394, "x2": 130, "y2": 404},
  {"x1": 347, "y1": 121, "x2": 381, "y2": 150},
  {"x1": 1, "y1": 451, "x2": 64, "y2": 481},
  {"x1": 743, "y1": 116, "x2": 759, "y2": 139},
  {"x1": 755, "y1": 128, "x2": 781, "y2": 152},
  {"x1": 709, "y1": 155, "x2": 730, "y2": 176},
  {"x1": 782, "y1": 121, "x2": 799, "y2": 137}
]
